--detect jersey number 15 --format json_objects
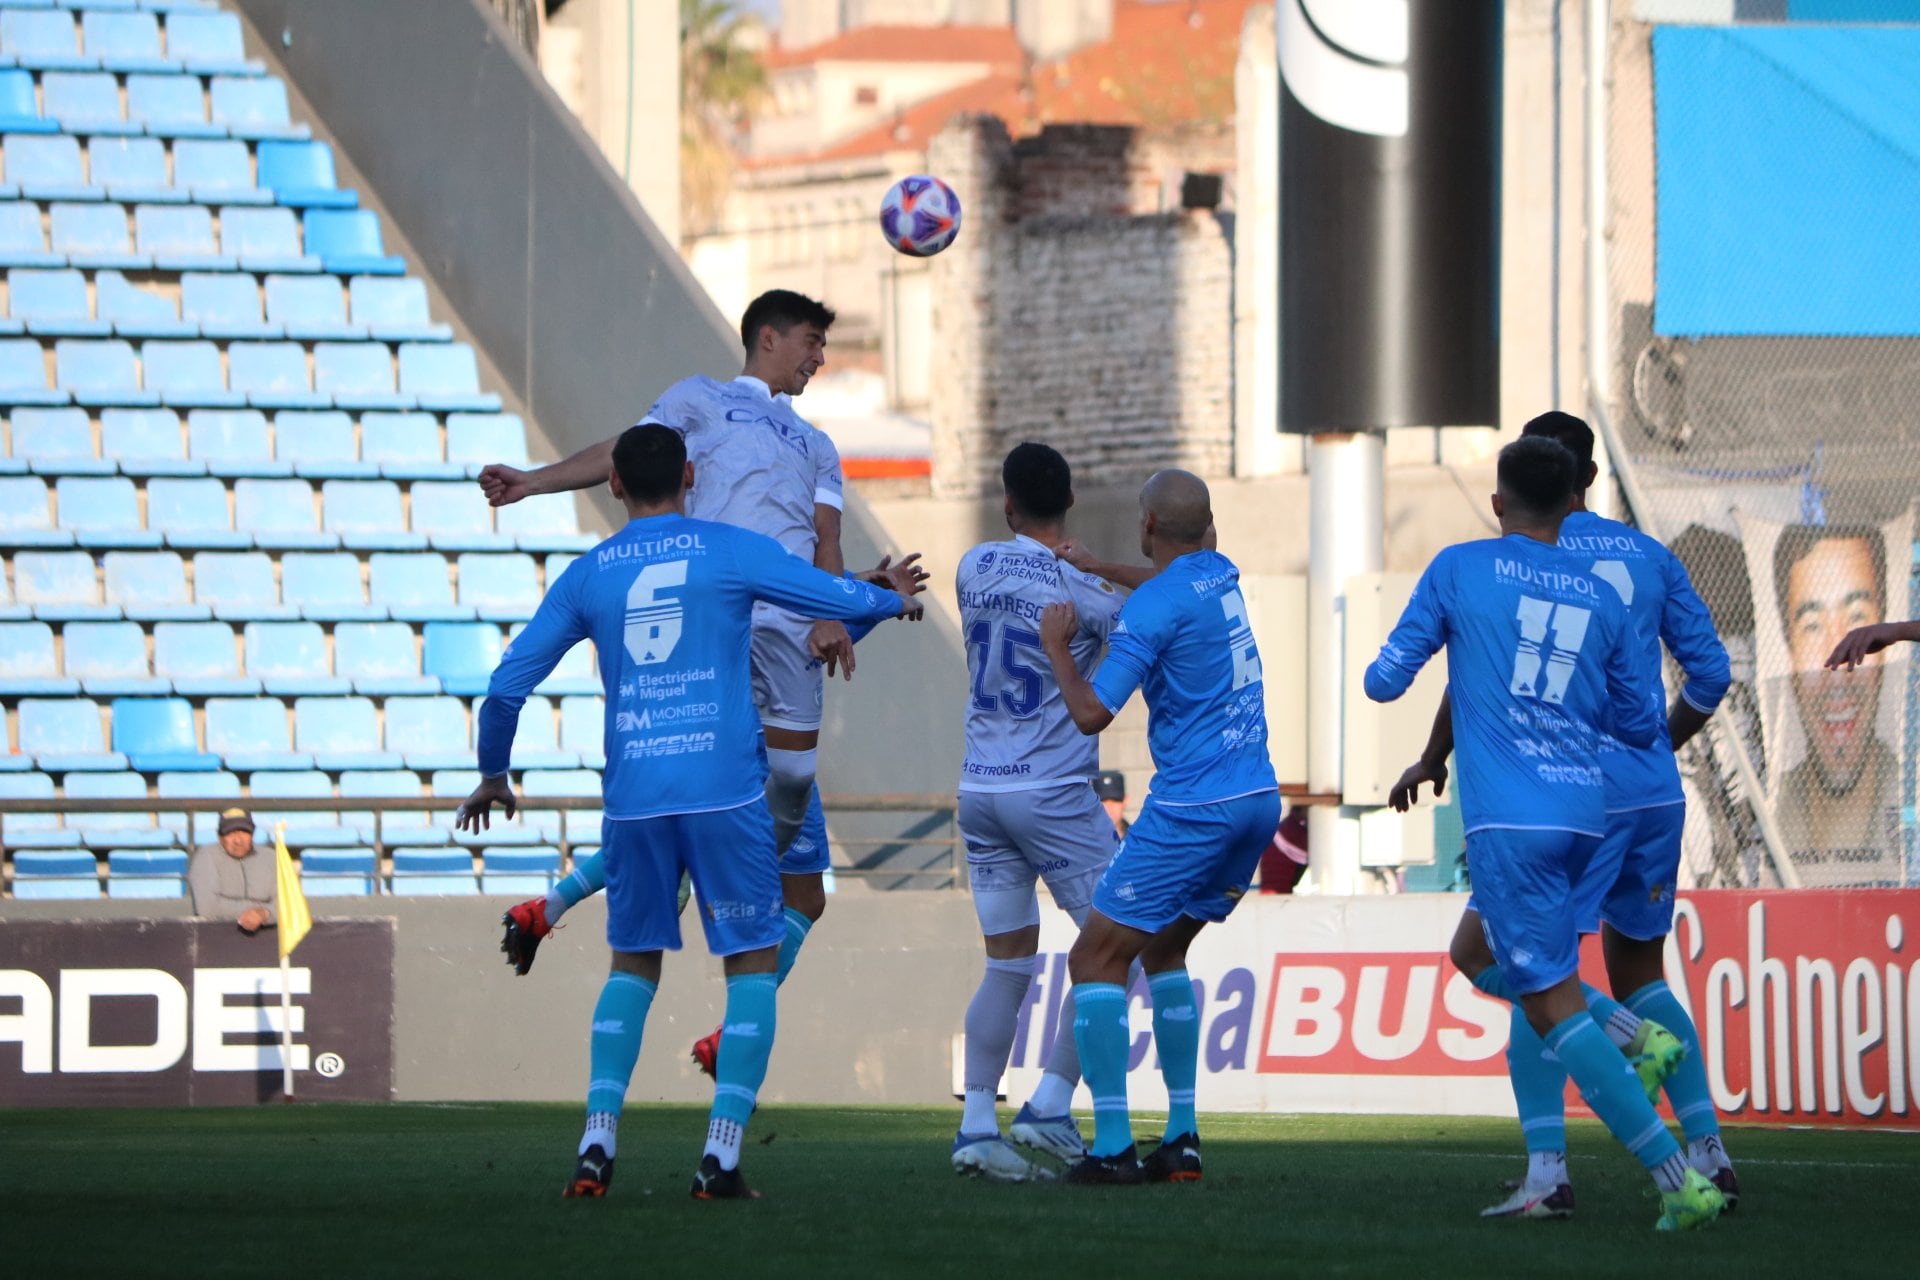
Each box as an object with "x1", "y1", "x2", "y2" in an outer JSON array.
[{"x1": 967, "y1": 621, "x2": 1045, "y2": 719}]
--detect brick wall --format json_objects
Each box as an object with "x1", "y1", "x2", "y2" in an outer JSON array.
[{"x1": 928, "y1": 115, "x2": 1235, "y2": 498}]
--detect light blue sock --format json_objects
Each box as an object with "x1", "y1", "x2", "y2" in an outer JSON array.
[
  {"x1": 546, "y1": 853, "x2": 606, "y2": 922},
  {"x1": 774, "y1": 906, "x2": 814, "y2": 986},
  {"x1": 1072, "y1": 982, "x2": 1133, "y2": 1158},
  {"x1": 1471, "y1": 965, "x2": 1518, "y2": 1004},
  {"x1": 1545, "y1": 1013, "x2": 1687, "y2": 1189},
  {"x1": 1148, "y1": 970, "x2": 1200, "y2": 1141},
  {"x1": 1626, "y1": 979, "x2": 1720, "y2": 1141},
  {"x1": 705, "y1": 971, "x2": 779, "y2": 1171},
  {"x1": 581, "y1": 971, "x2": 656, "y2": 1156},
  {"x1": 1506, "y1": 1005, "x2": 1569, "y2": 1154},
  {"x1": 1581, "y1": 981, "x2": 1642, "y2": 1048}
]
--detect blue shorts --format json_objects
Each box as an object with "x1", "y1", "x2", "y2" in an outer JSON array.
[
  {"x1": 601, "y1": 804, "x2": 785, "y2": 957},
  {"x1": 1591, "y1": 802, "x2": 1685, "y2": 941},
  {"x1": 1464, "y1": 827, "x2": 1601, "y2": 995},
  {"x1": 1092, "y1": 790, "x2": 1280, "y2": 933},
  {"x1": 777, "y1": 786, "x2": 830, "y2": 876}
]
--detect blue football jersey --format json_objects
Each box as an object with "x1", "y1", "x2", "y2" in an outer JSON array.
[
  {"x1": 1557, "y1": 510, "x2": 1730, "y2": 811},
  {"x1": 476, "y1": 515, "x2": 902, "y2": 820},
  {"x1": 957, "y1": 534, "x2": 1127, "y2": 792},
  {"x1": 1364, "y1": 533, "x2": 1664, "y2": 838},
  {"x1": 1089, "y1": 549, "x2": 1278, "y2": 805}
]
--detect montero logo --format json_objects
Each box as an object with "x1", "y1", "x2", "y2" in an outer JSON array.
[{"x1": 0, "y1": 966, "x2": 314, "y2": 1074}]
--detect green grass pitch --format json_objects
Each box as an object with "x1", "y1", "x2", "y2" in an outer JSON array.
[{"x1": 2, "y1": 1105, "x2": 1912, "y2": 1278}]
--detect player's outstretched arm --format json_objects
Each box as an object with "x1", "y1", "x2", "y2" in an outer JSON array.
[
  {"x1": 1364, "y1": 561, "x2": 1448, "y2": 703},
  {"x1": 1041, "y1": 602, "x2": 1115, "y2": 734},
  {"x1": 477, "y1": 437, "x2": 616, "y2": 507},
  {"x1": 1053, "y1": 538, "x2": 1155, "y2": 591},
  {"x1": 1388, "y1": 691, "x2": 1452, "y2": 812},
  {"x1": 1825, "y1": 620, "x2": 1920, "y2": 671},
  {"x1": 455, "y1": 774, "x2": 519, "y2": 833}
]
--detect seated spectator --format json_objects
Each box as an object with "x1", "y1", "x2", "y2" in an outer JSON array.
[{"x1": 188, "y1": 807, "x2": 274, "y2": 933}]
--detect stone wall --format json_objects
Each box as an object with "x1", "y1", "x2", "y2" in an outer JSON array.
[{"x1": 928, "y1": 116, "x2": 1235, "y2": 498}]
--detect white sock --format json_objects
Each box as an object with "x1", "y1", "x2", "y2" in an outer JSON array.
[
  {"x1": 1027, "y1": 1072, "x2": 1075, "y2": 1118},
  {"x1": 961, "y1": 955, "x2": 1036, "y2": 1136},
  {"x1": 1527, "y1": 1149, "x2": 1568, "y2": 1187},
  {"x1": 579, "y1": 1110, "x2": 618, "y2": 1158},
  {"x1": 544, "y1": 885, "x2": 569, "y2": 924},
  {"x1": 961, "y1": 1088, "x2": 1000, "y2": 1137},
  {"x1": 1651, "y1": 1151, "x2": 1691, "y2": 1194},
  {"x1": 704, "y1": 1115, "x2": 745, "y2": 1171},
  {"x1": 1687, "y1": 1134, "x2": 1731, "y2": 1173},
  {"x1": 1602, "y1": 1005, "x2": 1642, "y2": 1051}
]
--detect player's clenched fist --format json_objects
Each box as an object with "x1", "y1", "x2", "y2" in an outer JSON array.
[
  {"x1": 1040, "y1": 601, "x2": 1079, "y2": 653},
  {"x1": 477, "y1": 463, "x2": 532, "y2": 508}
]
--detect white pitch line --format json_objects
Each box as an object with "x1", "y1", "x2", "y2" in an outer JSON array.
[{"x1": 1339, "y1": 1148, "x2": 1913, "y2": 1172}]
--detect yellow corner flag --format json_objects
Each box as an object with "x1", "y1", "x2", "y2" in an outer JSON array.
[{"x1": 274, "y1": 821, "x2": 312, "y2": 958}]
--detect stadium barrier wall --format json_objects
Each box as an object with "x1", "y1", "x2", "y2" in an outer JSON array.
[{"x1": 6, "y1": 891, "x2": 1913, "y2": 1125}]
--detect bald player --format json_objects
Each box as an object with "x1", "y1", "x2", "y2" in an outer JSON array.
[{"x1": 1038, "y1": 470, "x2": 1279, "y2": 1185}]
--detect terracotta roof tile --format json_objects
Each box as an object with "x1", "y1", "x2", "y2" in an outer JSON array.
[{"x1": 764, "y1": 24, "x2": 1022, "y2": 70}]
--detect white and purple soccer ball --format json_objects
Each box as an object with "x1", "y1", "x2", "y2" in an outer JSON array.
[{"x1": 878, "y1": 174, "x2": 962, "y2": 257}]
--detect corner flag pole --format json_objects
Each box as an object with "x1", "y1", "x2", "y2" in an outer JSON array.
[
  {"x1": 273, "y1": 822, "x2": 313, "y2": 1102},
  {"x1": 280, "y1": 951, "x2": 294, "y2": 1101}
]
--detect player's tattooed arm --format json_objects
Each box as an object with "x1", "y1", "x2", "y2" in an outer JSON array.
[
  {"x1": 477, "y1": 436, "x2": 616, "y2": 506},
  {"x1": 1041, "y1": 602, "x2": 1114, "y2": 734},
  {"x1": 1388, "y1": 690, "x2": 1452, "y2": 813},
  {"x1": 1825, "y1": 619, "x2": 1920, "y2": 672},
  {"x1": 1052, "y1": 538, "x2": 1156, "y2": 591}
]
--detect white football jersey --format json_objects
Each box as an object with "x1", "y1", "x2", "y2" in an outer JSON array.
[
  {"x1": 639, "y1": 374, "x2": 843, "y2": 561},
  {"x1": 956, "y1": 534, "x2": 1127, "y2": 793}
]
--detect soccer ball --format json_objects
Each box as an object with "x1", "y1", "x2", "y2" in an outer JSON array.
[{"x1": 878, "y1": 175, "x2": 962, "y2": 257}]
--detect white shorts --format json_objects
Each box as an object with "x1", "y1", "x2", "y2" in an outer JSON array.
[
  {"x1": 750, "y1": 602, "x2": 825, "y2": 733},
  {"x1": 959, "y1": 781, "x2": 1119, "y2": 936}
]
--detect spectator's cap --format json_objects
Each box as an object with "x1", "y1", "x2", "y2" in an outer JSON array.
[
  {"x1": 217, "y1": 807, "x2": 255, "y2": 836},
  {"x1": 1093, "y1": 770, "x2": 1126, "y2": 802}
]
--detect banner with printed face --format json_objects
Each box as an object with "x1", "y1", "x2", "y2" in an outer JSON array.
[
  {"x1": 1736, "y1": 509, "x2": 1914, "y2": 886},
  {"x1": 999, "y1": 890, "x2": 1920, "y2": 1128},
  {"x1": 0, "y1": 919, "x2": 395, "y2": 1107}
]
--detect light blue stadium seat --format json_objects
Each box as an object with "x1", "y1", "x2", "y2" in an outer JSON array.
[
  {"x1": 294, "y1": 694, "x2": 399, "y2": 771},
  {"x1": 0, "y1": 67, "x2": 56, "y2": 134},
  {"x1": 0, "y1": 336, "x2": 68, "y2": 406},
  {"x1": 204, "y1": 694, "x2": 307, "y2": 770},
  {"x1": 390, "y1": 847, "x2": 478, "y2": 895},
  {"x1": 182, "y1": 272, "x2": 278, "y2": 339},
  {"x1": 304, "y1": 208, "x2": 402, "y2": 275},
  {"x1": 334, "y1": 621, "x2": 436, "y2": 697},
  {"x1": 147, "y1": 474, "x2": 245, "y2": 548},
  {"x1": 106, "y1": 848, "x2": 188, "y2": 897},
  {"x1": 315, "y1": 341, "x2": 409, "y2": 411},
  {"x1": 496, "y1": 492, "x2": 594, "y2": 553},
  {"x1": 228, "y1": 340, "x2": 326, "y2": 410},
  {"x1": 20, "y1": 695, "x2": 124, "y2": 769},
  {"x1": 103, "y1": 548, "x2": 207, "y2": 620},
  {"x1": 0, "y1": 202, "x2": 61, "y2": 269},
  {"x1": 0, "y1": 8, "x2": 89, "y2": 71},
  {"x1": 9, "y1": 135, "x2": 97, "y2": 201},
  {"x1": 164, "y1": 9, "x2": 260, "y2": 76},
  {"x1": 498, "y1": 693, "x2": 576, "y2": 769},
  {"x1": 445, "y1": 413, "x2": 527, "y2": 468},
  {"x1": 210, "y1": 75, "x2": 304, "y2": 141},
  {"x1": 422, "y1": 621, "x2": 502, "y2": 697},
  {"x1": 57, "y1": 474, "x2": 162, "y2": 546},
  {"x1": 397, "y1": 343, "x2": 497, "y2": 413},
  {"x1": 15, "y1": 550, "x2": 124, "y2": 622},
  {"x1": 300, "y1": 847, "x2": 376, "y2": 896},
  {"x1": 410, "y1": 478, "x2": 511, "y2": 551},
  {"x1": 383, "y1": 694, "x2": 468, "y2": 771},
  {"x1": 173, "y1": 138, "x2": 268, "y2": 205},
  {"x1": 194, "y1": 550, "x2": 293, "y2": 620},
  {"x1": 0, "y1": 771, "x2": 76, "y2": 846},
  {"x1": 66, "y1": 621, "x2": 165, "y2": 695},
  {"x1": 457, "y1": 552, "x2": 539, "y2": 622},
  {"x1": 337, "y1": 767, "x2": 437, "y2": 846},
  {"x1": 136, "y1": 203, "x2": 231, "y2": 270},
  {"x1": 235, "y1": 476, "x2": 336, "y2": 549},
  {"x1": 156, "y1": 767, "x2": 238, "y2": 842},
  {"x1": 154, "y1": 619, "x2": 257, "y2": 694},
  {"x1": 56, "y1": 338, "x2": 159, "y2": 410},
  {"x1": 558, "y1": 695, "x2": 605, "y2": 767},
  {"x1": 100, "y1": 407, "x2": 195, "y2": 476},
  {"x1": 90, "y1": 138, "x2": 179, "y2": 206},
  {"x1": 12, "y1": 406, "x2": 112, "y2": 474},
  {"x1": 322, "y1": 477, "x2": 425, "y2": 551},
  {"x1": 143, "y1": 339, "x2": 244, "y2": 409},
  {"x1": 249, "y1": 768, "x2": 353, "y2": 847},
  {"x1": 431, "y1": 767, "x2": 537, "y2": 845},
  {"x1": 523, "y1": 768, "x2": 602, "y2": 843},
  {"x1": 219, "y1": 204, "x2": 316, "y2": 273},
  {"x1": 11, "y1": 849, "x2": 99, "y2": 897},
  {"x1": 245, "y1": 620, "x2": 346, "y2": 694},
  {"x1": 83, "y1": 9, "x2": 172, "y2": 74},
  {"x1": 0, "y1": 619, "x2": 77, "y2": 694},
  {"x1": 113, "y1": 695, "x2": 219, "y2": 770},
  {"x1": 187, "y1": 408, "x2": 286, "y2": 476},
  {"x1": 68, "y1": 769, "x2": 172, "y2": 847},
  {"x1": 125, "y1": 71, "x2": 220, "y2": 137},
  {"x1": 0, "y1": 474, "x2": 74, "y2": 545},
  {"x1": 348, "y1": 276, "x2": 449, "y2": 343},
  {"x1": 51, "y1": 205, "x2": 146, "y2": 270},
  {"x1": 264, "y1": 273, "x2": 355, "y2": 340},
  {"x1": 10, "y1": 267, "x2": 109, "y2": 336},
  {"x1": 273, "y1": 409, "x2": 370, "y2": 479},
  {"x1": 280, "y1": 550, "x2": 381, "y2": 621},
  {"x1": 368, "y1": 550, "x2": 466, "y2": 622},
  {"x1": 362, "y1": 411, "x2": 461, "y2": 479},
  {"x1": 257, "y1": 139, "x2": 354, "y2": 209},
  {"x1": 41, "y1": 71, "x2": 135, "y2": 134},
  {"x1": 481, "y1": 846, "x2": 561, "y2": 895},
  {"x1": 96, "y1": 272, "x2": 195, "y2": 345}
]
